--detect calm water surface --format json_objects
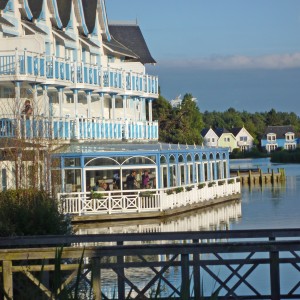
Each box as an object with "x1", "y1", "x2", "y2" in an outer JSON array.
[{"x1": 230, "y1": 158, "x2": 300, "y2": 230}]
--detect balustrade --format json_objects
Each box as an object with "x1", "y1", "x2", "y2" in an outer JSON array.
[
  {"x1": 0, "y1": 115, "x2": 158, "y2": 141},
  {"x1": 58, "y1": 178, "x2": 241, "y2": 216},
  {"x1": 0, "y1": 50, "x2": 159, "y2": 96}
]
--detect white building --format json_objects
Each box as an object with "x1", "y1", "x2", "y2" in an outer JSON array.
[{"x1": 0, "y1": 0, "x2": 240, "y2": 216}]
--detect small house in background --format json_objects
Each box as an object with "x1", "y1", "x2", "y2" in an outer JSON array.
[
  {"x1": 231, "y1": 126, "x2": 254, "y2": 152},
  {"x1": 215, "y1": 128, "x2": 237, "y2": 152},
  {"x1": 261, "y1": 125, "x2": 298, "y2": 152},
  {"x1": 201, "y1": 128, "x2": 218, "y2": 147}
]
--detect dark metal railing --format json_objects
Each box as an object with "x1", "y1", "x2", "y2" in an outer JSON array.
[{"x1": 1, "y1": 229, "x2": 300, "y2": 299}]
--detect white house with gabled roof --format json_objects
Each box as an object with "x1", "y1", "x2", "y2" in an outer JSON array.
[
  {"x1": 231, "y1": 126, "x2": 254, "y2": 151},
  {"x1": 201, "y1": 128, "x2": 219, "y2": 147}
]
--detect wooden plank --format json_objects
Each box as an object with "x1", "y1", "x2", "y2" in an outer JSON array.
[
  {"x1": 2, "y1": 228, "x2": 300, "y2": 248},
  {"x1": 3, "y1": 260, "x2": 13, "y2": 300}
]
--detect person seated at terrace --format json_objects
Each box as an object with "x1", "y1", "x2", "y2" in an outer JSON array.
[
  {"x1": 22, "y1": 99, "x2": 33, "y2": 119},
  {"x1": 99, "y1": 181, "x2": 110, "y2": 191}
]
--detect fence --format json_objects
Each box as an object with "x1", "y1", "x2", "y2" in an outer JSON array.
[
  {"x1": 58, "y1": 178, "x2": 241, "y2": 216},
  {"x1": 0, "y1": 229, "x2": 300, "y2": 299}
]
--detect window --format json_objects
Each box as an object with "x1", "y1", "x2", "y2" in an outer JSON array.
[
  {"x1": 108, "y1": 56, "x2": 115, "y2": 63},
  {"x1": 212, "y1": 138, "x2": 215, "y2": 142},
  {"x1": 285, "y1": 133, "x2": 294, "y2": 141},
  {"x1": 267, "y1": 134, "x2": 276, "y2": 141},
  {"x1": 240, "y1": 136, "x2": 247, "y2": 141}
]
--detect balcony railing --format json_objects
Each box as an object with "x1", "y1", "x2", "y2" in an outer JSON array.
[
  {"x1": 0, "y1": 115, "x2": 159, "y2": 141},
  {"x1": 58, "y1": 178, "x2": 241, "y2": 216},
  {"x1": 0, "y1": 50, "x2": 159, "y2": 96}
]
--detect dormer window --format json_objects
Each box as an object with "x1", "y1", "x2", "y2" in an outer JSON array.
[
  {"x1": 267, "y1": 134, "x2": 276, "y2": 141},
  {"x1": 285, "y1": 132, "x2": 294, "y2": 141}
]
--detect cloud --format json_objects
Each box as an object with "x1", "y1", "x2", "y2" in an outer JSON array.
[{"x1": 159, "y1": 53, "x2": 300, "y2": 70}]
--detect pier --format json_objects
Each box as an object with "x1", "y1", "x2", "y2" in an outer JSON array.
[
  {"x1": 1, "y1": 229, "x2": 300, "y2": 299},
  {"x1": 230, "y1": 167, "x2": 286, "y2": 185}
]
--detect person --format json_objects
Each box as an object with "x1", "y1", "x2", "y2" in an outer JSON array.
[
  {"x1": 22, "y1": 99, "x2": 33, "y2": 119},
  {"x1": 98, "y1": 181, "x2": 110, "y2": 192},
  {"x1": 126, "y1": 170, "x2": 137, "y2": 190},
  {"x1": 141, "y1": 170, "x2": 150, "y2": 188},
  {"x1": 113, "y1": 171, "x2": 120, "y2": 189}
]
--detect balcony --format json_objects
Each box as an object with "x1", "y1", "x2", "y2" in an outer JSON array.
[
  {"x1": 0, "y1": 49, "x2": 159, "y2": 97},
  {"x1": 0, "y1": 115, "x2": 159, "y2": 141}
]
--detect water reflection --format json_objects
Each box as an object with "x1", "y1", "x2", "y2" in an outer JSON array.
[
  {"x1": 75, "y1": 199, "x2": 242, "y2": 234},
  {"x1": 231, "y1": 159, "x2": 300, "y2": 229}
]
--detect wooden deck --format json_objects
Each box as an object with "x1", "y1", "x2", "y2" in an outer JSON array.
[{"x1": 230, "y1": 168, "x2": 286, "y2": 185}]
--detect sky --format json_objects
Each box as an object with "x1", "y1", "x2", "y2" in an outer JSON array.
[{"x1": 105, "y1": 0, "x2": 300, "y2": 116}]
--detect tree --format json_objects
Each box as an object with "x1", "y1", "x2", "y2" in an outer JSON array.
[{"x1": 175, "y1": 93, "x2": 203, "y2": 144}]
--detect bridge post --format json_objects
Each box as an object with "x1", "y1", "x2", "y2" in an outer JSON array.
[
  {"x1": 92, "y1": 258, "x2": 102, "y2": 300},
  {"x1": 117, "y1": 241, "x2": 125, "y2": 300},
  {"x1": 3, "y1": 260, "x2": 13, "y2": 300},
  {"x1": 269, "y1": 237, "x2": 280, "y2": 300},
  {"x1": 193, "y1": 239, "x2": 201, "y2": 298},
  {"x1": 181, "y1": 253, "x2": 190, "y2": 299}
]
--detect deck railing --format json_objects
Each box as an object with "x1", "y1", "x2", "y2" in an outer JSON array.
[
  {"x1": 0, "y1": 229, "x2": 300, "y2": 299},
  {"x1": 0, "y1": 115, "x2": 159, "y2": 141},
  {"x1": 0, "y1": 49, "x2": 159, "y2": 96},
  {"x1": 58, "y1": 178, "x2": 241, "y2": 216}
]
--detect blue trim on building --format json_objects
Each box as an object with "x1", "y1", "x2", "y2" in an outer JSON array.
[
  {"x1": 77, "y1": 0, "x2": 88, "y2": 35},
  {"x1": 52, "y1": 0, "x2": 63, "y2": 29},
  {"x1": 23, "y1": 0, "x2": 33, "y2": 20}
]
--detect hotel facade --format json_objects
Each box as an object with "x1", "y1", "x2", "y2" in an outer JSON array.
[{"x1": 0, "y1": 0, "x2": 240, "y2": 216}]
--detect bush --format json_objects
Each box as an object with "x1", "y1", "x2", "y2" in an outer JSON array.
[
  {"x1": 0, "y1": 189, "x2": 71, "y2": 237},
  {"x1": 270, "y1": 149, "x2": 300, "y2": 163},
  {"x1": 174, "y1": 187, "x2": 184, "y2": 194},
  {"x1": 185, "y1": 186, "x2": 193, "y2": 191},
  {"x1": 198, "y1": 183, "x2": 206, "y2": 189}
]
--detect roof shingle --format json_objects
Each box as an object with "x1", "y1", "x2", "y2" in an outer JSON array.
[{"x1": 108, "y1": 24, "x2": 156, "y2": 64}]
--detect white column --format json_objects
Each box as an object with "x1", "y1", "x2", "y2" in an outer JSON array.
[
  {"x1": 111, "y1": 94, "x2": 116, "y2": 120},
  {"x1": 42, "y1": 85, "x2": 49, "y2": 118},
  {"x1": 14, "y1": 81, "x2": 21, "y2": 114},
  {"x1": 148, "y1": 99, "x2": 153, "y2": 122},
  {"x1": 133, "y1": 97, "x2": 137, "y2": 122},
  {"x1": 73, "y1": 89, "x2": 78, "y2": 117},
  {"x1": 31, "y1": 84, "x2": 38, "y2": 116},
  {"x1": 140, "y1": 97, "x2": 145, "y2": 121},
  {"x1": 57, "y1": 87, "x2": 64, "y2": 118},
  {"x1": 122, "y1": 95, "x2": 127, "y2": 120},
  {"x1": 98, "y1": 92, "x2": 105, "y2": 119},
  {"x1": 86, "y1": 90, "x2": 92, "y2": 118}
]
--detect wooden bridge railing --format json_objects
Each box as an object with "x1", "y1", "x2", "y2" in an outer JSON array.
[{"x1": 1, "y1": 228, "x2": 300, "y2": 299}]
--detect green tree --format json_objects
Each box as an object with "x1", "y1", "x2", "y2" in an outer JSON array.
[{"x1": 176, "y1": 93, "x2": 204, "y2": 144}]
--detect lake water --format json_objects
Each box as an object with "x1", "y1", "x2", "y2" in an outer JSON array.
[{"x1": 230, "y1": 158, "x2": 300, "y2": 230}]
